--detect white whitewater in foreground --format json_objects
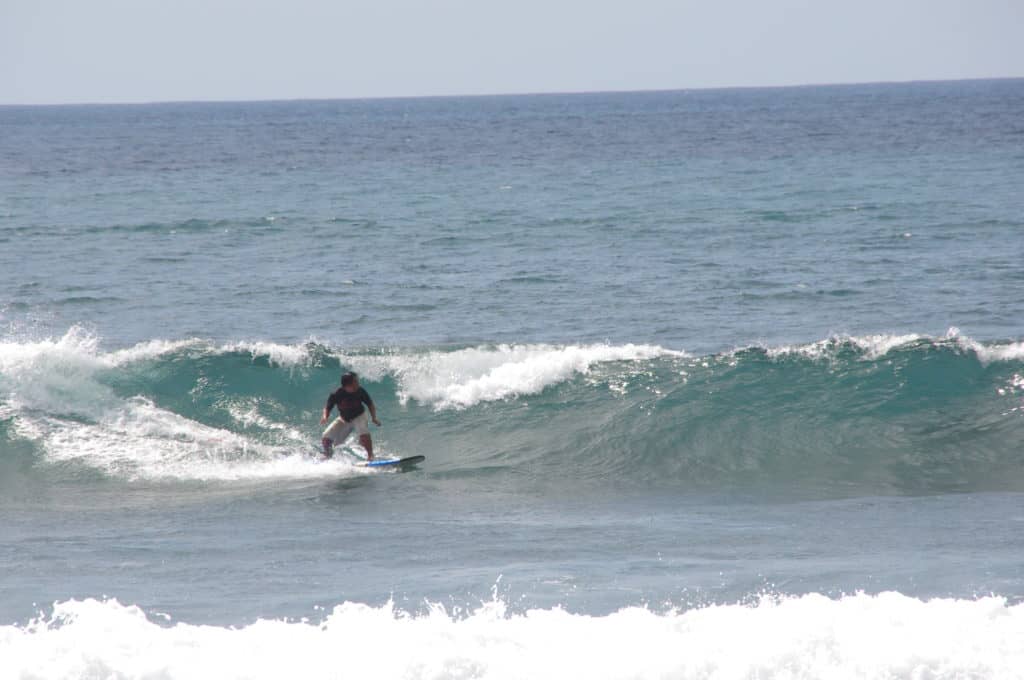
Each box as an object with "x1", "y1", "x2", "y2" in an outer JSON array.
[{"x1": 2, "y1": 593, "x2": 1023, "y2": 679}]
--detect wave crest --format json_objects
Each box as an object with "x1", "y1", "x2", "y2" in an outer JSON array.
[{"x1": 342, "y1": 343, "x2": 686, "y2": 409}]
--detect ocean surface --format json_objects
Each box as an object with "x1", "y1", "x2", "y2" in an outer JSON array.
[{"x1": 2, "y1": 79, "x2": 1024, "y2": 678}]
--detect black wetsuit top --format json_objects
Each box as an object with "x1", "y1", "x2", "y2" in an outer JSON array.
[{"x1": 325, "y1": 387, "x2": 373, "y2": 421}]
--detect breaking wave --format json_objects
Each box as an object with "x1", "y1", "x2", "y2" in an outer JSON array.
[{"x1": 1, "y1": 327, "x2": 1022, "y2": 493}]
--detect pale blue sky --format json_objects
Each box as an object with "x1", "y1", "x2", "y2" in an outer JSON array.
[{"x1": 2, "y1": 0, "x2": 1022, "y2": 104}]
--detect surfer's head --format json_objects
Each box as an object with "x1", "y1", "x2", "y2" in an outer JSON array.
[{"x1": 341, "y1": 371, "x2": 359, "y2": 392}]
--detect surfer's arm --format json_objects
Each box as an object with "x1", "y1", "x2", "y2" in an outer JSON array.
[
  {"x1": 319, "y1": 395, "x2": 335, "y2": 425},
  {"x1": 363, "y1": 389, "x2": 381, "y2": 425}
]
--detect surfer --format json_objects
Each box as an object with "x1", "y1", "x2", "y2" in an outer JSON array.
[{"x1": 319, "y1": 371, "x2": 381, "y2": 460}]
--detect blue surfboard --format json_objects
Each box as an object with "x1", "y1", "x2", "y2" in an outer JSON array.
[{"x1": 356, "y1": 455, "x2": 425, "y2": 470}]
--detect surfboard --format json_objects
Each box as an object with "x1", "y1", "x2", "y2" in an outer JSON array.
[{"x1": 356, "y1": 455, "x2": 426, "y2": 470}]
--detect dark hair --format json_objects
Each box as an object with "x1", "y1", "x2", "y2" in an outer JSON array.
[{"x1": 341, "y1": 371, "x2": 358, "y2": 387}]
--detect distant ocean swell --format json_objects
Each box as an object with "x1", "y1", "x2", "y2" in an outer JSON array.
[
  {"x1": 1, "y1": 327, "x2": 1022, "y2": 492},
  {"x1": 2, "y1": 593, "x2": 1023, "y2": 679}
]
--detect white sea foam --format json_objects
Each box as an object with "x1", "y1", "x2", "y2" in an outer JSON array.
[
  {"x1": 227, "y1": 402, "x2": 309, "y2": 441},
  {"x1": 21, "y1": 396, "x2": 365, "y2": 481},
  {"x1": 343, "y1": 343, "x2": 686, "y2": 410},
  {"x1": 0, "y1": 326, "x2": 316, "y2": 373},
  {"x1": 847, "y1": 333, "x2": 926, "y2": 360},
  {"x1": 108, "y1": 336, "x2": 314, "y2": 368},
  {"x1": 0, "y1": 328, "x2": 351, "y2": 481},
  {"x1": 762, "y1": 333, "x2": 924, "y2": 362},
  {"x1": 0, "y1": 328, "x2": 199, "y2": 393},
  {"x1": 223, "y1": 340, "x2": 315, "y2": 368},
  {"x1": 107, "y1": 338, "x2": 205, "y2": 365},
  {"x1": 758, "y1": 329, "x2": 1024, "y2": 364},
  {"x1": 946, "y1": 328, "x2": 1024, "y2": 365},
  {"x1": 2, "y1": 593, "x2": 1022, "y2": 679},
  {"x1": 0, "y1": 327, "x2": 113, "y2": 418}
]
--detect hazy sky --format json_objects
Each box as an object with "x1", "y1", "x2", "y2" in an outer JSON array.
[{"x1": 2, "y1": 0, "x2": 1022, "y2": 104}]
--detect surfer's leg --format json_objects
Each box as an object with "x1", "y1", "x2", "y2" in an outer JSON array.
[
  {"x1": 359, "y1": 434, "x2": 373, "y2": 461},
  {"x1": 352, "y1": 413, "x2": 373, "y2": 460},
  {"x1": 321, "y1": 418, "x2": 353, "y2": 459}
]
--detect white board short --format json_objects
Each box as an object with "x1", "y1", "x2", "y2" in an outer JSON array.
[{"x1": 322, "y1": 411, "x2": 370, "y2": 442}]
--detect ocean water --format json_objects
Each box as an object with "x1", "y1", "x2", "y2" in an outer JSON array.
[{"x1": 1, "y1": 79, "x2": 1024, "y2": 678}]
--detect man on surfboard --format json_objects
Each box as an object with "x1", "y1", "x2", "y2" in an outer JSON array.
[{"x1": 319, "y1": 371, "x2": 381, "y2": 460}]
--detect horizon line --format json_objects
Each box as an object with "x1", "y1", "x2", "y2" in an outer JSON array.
[{"x1": 2, "y1": 75, "x2": 1022, "y2": 108}]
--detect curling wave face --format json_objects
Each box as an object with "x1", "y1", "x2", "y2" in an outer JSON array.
[
  {"x1": 3, "y1": 593, "x2": 1024, "y2": 679},
  {"x1": 1, "y1": 327, "x2": 1022, "y2": 493}
]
